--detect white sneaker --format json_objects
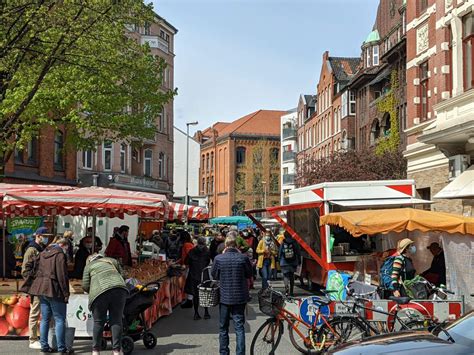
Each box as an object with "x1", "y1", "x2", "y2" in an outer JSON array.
[{"x1": 29, "y1": 341, "x2": 42, "y2": 349}]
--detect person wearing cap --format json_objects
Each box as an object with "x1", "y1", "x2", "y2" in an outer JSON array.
[
  {"x1": 422, "y1": 242, "x2": 446, "y2": 286},
  {"x1": 20, "y1": 227, "x2": 48, "y2": 349},
  {"x1": 105, "y1": 225, "x2": 132, "y2": 267},
  {"x1": 391, "y1": 238, "x2": 417, "y2": 297}
]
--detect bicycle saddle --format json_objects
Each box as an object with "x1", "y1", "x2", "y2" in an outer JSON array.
[{"x1": 389, "y1": 296, "x2": 411, "y2": 305}]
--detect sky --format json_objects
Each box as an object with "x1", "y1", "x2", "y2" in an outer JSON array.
[{"x1": 152, "y1": 0, "x2": 379, "y2": 133}]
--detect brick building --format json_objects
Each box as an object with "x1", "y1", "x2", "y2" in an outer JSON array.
[
  {"x1": 4, "y1": 126, "x2": 76, "y2": 185},
  {"x1": 196, "y1": 110, "x2": 285, "y2": 217},
  {"x1": 77, "y1": 14, "x2": 177, "y2": 197},
  {"x1": 404, "y1": 0, "x2": 474, "y2": 214},
  {"x1": 349, "y1": 0, "x2": 408, "y2": 151},
  {"x1": 297, "y1": 52, "x2": 359, "y2": 164}
]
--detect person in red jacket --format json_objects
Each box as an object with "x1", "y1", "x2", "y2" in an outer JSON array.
[
  {"x1": 105, "y1": 225, "x2": 132, "y2": 267},
  {"x1": 180, "y1": 231, "x2": 195, "y2": 265}
]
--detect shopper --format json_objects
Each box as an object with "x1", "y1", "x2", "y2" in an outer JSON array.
[
  {"x1": 212, "y1": 235, "x2": 253, "y2": 355},
  {"x1": 180, "y1": 231, "x2": 195, "y2": 264},
  {"x1": 185, "y1": 237, "x2": 211, "y2": 320},
  {"x1": 28, "y1": 238, "x2": 71, "y2": 354},
  {"x1": 82, "y1": 254, "x2": 128, "y2": 355},
  {"x1": 163, "y1": 229, "x2": 182, "y2": 261},
  {"x1": 278, "y1": 231, "x2": 301, "y2": 296},
  {"x1": 256, "y1": 231, "x2": 277, "y2": 289},
  {"x1": 20, "y1": 227, "x2": 48, "y2": 349},
  {"x1": 209, "y1": 233, "x2": 225, "y2": 260},
  {"x1": 105, "y1": 225, "x2": 132, "y2": 266},
  {"x1": 62, "y1": 230, "x2": 75, "y2": 262},
  {"x1": 72, "y1": 236, "x2": 93, "y2": 279}
]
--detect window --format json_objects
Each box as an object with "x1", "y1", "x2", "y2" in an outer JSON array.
[
  {"x1": 419, "y1": 0, "x2": 428, "y2": 14},
  {"x1": 236, "y1": 172, "x2": 246, "y2": 190},
  {"x1": 253, "y1": 146, "x2": 263, "y2": 166},
  {"x1": 349, "y1": 91, "x2": 356, "y2": 115},
  {"x1": 366, "y1": 47, "x2": 371, "y2": 67},
  {"x1": 341, "y1": 91, "x2": 348, "y2": 118},
  {"x1": 160, "y1": 30, "x2": 170, "y2": 42},
  {"x1": 202, "y1": 154, "x2": 206, "y2": 171},
  {"x1": 283, "y1": 167, "x2": 289, "y2": 175},
  {"x1": 144, "y1": 149, "x2": 152, "y2": 176},
  {"x1": 82, "y1": 150, "x2": 93, "y2": 169},
  {"x1": 206, "y1": 178, "x2": 209, "y2": 194},
  {"x1": 54, "y1": 131, "x2": 64, "y2": 170},
  {"x1": 270, "y1": 174, "x2": 279, "y2": 192},
  {"x1": 158, "y1": 111, "x2": 164, "y2": 132},
  {"x1": 158, "y1": 152, "x2": 164, "y2": 179},
  {"x1": 27, "y1": 138, "x2": 38, "y2": 164},
  {"x1": 210, "y1": 176, "x2": 214, "y2": 193},
  {"x1": 206, "y1": 153, "x2": 209, "y2": 171},
  {"x1": 236, "y1": 146, "x2": 246, "y2": 165},
  {"x1": 144, "y1": 22, "x2": 151, "y2": 35},
  {"x1": 420, "y1": 61, "x2": 429, "y2": 120},
  {"x1": 119, "y1": 144, "x2": 126, "y2": 173},
  {"x1": 283, "y1": 144, "x2": 291, "y2": 152},
  {"x1": 14, "y1": 148, "x2": 23, "y2": 164},
  {"x1": 270, "y1": 148, "x2": 279, "y2": 163},
  {"x1": 210, "y1": 152, "x2": 214, "y2": 171},
  {"x1": 103, "y1": 141, "x2": 112, "y2": 171},
  {"x1": 463, "y1": 12, "x2": 474, "y2": 90},
  {"x1": 132, "y1": 148, "x2": 140, "y2": 163},
  {"x1": 253, "y1": 172, "x2": 262, "y2": 191},
  {"x1": 202, "y1": 178, "x2": 205, "y2": 193},
  {"x1": 416, "y1": 187, "x2": 431, "y2": 210},
  {"x1": 373, "y1": 45, "x2": 379, "y2": 66}
]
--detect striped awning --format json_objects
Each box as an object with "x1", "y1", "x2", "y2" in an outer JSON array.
[{"x1": 167, "y1": 202, "x2": 208, "y2": 221}]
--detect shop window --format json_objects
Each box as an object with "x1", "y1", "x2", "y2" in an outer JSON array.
[
  {"x1": 463, "y1": 12, "x2": 474, "y2": 91},
  {"x1": 54, "y1": 131, "x2": 64, "y2": 171},
  {"x1": 236, "y1": 146, "x2": 246, "y2": 165}
]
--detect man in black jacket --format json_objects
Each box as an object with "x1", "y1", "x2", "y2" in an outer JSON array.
[{"x1": 211, "y1": 235, "x2": 252, "y2": 355}]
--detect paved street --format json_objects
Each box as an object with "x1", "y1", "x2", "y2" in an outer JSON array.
[{"x1": 0, "y1": 280, "x2": 309, "y2": 355}]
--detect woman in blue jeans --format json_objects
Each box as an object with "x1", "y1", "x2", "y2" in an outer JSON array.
[
  {"x1": 28, "y1": 238, "x2": 72, "y2": 354},
  {"x1": 256, "y1": 233, "x2": 277, "y2": 289}
]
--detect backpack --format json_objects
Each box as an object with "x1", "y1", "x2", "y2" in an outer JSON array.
[
  {"x1": 167, "y1": 237, "x2": 181, "y2": 260},
  {"x1": 379, "y1": 255, "x2": 403, "y2": 289},
  {"x1": 282, "y1": 242, "x2": 296, "y2": 262}
]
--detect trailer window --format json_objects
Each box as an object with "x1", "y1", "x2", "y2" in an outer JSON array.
[{"x1": 287, "y1": 208, "x2": 321, "y2": 257}]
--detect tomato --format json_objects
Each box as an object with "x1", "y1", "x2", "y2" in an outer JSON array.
[
  {"x1": 0, "y1": 318, "x2": 9, "y2": 336},
  {"x1": 0, "y1": 304, "x2": 7, "y2": 317},
  {"x1": 17, "y1": 296, "x2": 30, "y2": 309},
  {"x1": 6, "y1": 305, "x2": 29, "y2": 329}
]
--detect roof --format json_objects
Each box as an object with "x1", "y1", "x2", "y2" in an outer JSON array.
[
  {"x1": 328, "y1": 57, "x2": 361, "y2": 83},
  {"x1": 364, "y1": 29, "x2": 380, "y2": 44},
  {"x1": 201, "y1": 122, "x2": 230, "y2": 138},
  {"x1": 217, "y1": 110, "x2": 287, "y2": 137}
]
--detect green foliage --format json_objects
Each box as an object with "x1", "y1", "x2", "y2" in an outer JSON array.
[
  {"x1": 375, "y1": 70, "x2": 400, "y2": 155},
  {"x1": 0, "y1": 1, "x2": 175, "y2": 160}
]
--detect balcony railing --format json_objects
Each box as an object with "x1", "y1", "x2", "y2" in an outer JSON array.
[
  {"x1": 283, "y1": 174, "x2": 295, "y2": 185},
  {"x1": 282, "y1": 128, "x2": 296, "y2": 140},
  {"x1": 282, "y1": 151, "x2": 296, "y2": 162},
  {"x1": 140, "y1": 35, "x2": 169, "y2": 53}
]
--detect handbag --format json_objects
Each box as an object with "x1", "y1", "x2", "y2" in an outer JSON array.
[{"x1": 198, "y1": 266, "x2": 220, "y2": 307}]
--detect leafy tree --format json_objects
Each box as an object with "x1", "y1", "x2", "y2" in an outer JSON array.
[
  {"x1": 296, "y1": 148, "x2": 407, "y2": 187},
  {"x1": 0, "y1": 1, "x2": 176, "y2": 177}
]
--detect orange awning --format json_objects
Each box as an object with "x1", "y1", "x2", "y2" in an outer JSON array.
[{"x1": 320, "y1": 208, "x2": 474, "y2": 237}]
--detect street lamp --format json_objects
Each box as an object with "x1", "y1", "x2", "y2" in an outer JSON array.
[{"x1": 185, "y1": 121, "x2": 198, "y2": 226}]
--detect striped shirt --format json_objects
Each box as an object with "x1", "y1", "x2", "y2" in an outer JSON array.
[{"x1": 390, "y1": 255, "x2": 405, "y2": 289}]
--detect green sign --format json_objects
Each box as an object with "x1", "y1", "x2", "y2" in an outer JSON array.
[{"x1": 6, "y1": 217, "x2": 44, "y2": 258}]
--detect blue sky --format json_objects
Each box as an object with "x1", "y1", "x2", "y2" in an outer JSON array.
[{"x1": 153, "y1": 0, "x2": 379, "y2": 132}]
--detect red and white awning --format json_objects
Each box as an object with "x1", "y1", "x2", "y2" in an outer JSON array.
[
  {"x1": 2, "y1": 186, "x2": 167, "y2": 219},
  {"x1": 167, "y1": 202, "x2": 208, "y2": 221}
]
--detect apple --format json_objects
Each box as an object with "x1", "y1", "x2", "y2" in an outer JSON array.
[
  {"x1": 0, "y1": 304, "x2": 7, "y2": 317},
  {"x1": 2, "y1": 296, "x2": 18, "y2": 306},
  {"x1": 0, "y1": 318, "x2": 9, "y2": 336},
  {"x1": 6, "y1": 305, "x2": 29, "y2": 329},
  {"x1": 17, "y1": 296, "x2": 30, "y2": 309}
]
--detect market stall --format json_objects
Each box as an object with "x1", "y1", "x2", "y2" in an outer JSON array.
[
  {"x1": 0, "y1": 186, "x2": 187, "y2": 337},
  {"x1": 167, "y1": 202, "x2": 208, "y2": 222}
]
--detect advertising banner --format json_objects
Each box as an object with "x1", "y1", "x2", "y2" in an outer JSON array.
[
  {"x1": 6, "y1": 217, "x2": 44, "y2": 258},
  {"x1": 67, "y1": 295, "x2": 93, "y2": 337}
]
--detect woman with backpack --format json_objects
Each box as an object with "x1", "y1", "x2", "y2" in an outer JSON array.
[
  {"x1": 380, "y1": 238, "x2": 417, "y2": 298},
  {"x1": 278, "y1": 231, "x2": 301, "y2": 297}
]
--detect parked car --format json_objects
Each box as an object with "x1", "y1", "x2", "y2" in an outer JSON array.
[{"x1": 331, "y1": 311, "x2": 474, "y2": 355}]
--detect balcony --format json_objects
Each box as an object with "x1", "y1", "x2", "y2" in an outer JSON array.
[
  {"x1": 140, "y1": 35, "x2": 169, "y2": 53},
  {"x1": 282, "y1": 128, "x2": 296, "y2": 140},
  {"x1": 283, "y1": 174, "x2": 295, "y2": 185},
  {"x1": 282, "y1": 151, "x2": 296, "y2": 162}
]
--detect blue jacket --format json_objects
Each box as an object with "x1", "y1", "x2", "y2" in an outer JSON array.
[
  {"x1": 278, "y1": 237, "x2": 301, "y2": 268},
  {"x1": 211, "y1": 248, "x2": 252, "y2": 305}
]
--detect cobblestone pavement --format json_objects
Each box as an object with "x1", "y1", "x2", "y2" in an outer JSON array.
[{"x1": 0, "y1": 279, "x2": 311, "y2": 354}]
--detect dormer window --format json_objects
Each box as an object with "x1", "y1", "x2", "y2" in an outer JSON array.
[
  {"x1": 373, "y1": 45, "x2": 379, "y2": 65},
  {"x1": 366, "y1": 47, "x2": 371, "y2": 67}
]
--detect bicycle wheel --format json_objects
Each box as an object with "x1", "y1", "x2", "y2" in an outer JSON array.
[
  {"x1": 250, "y1": 318, "x2": 283, "y2": 355},
  {"x1": 316, "y1": 316, "x2": 368, "y2": 351},
  {"x1": 404, "y1": 318, "x2": 434, "y2": 331},
  {"x1": 288, "y1": 318, "x2": 316, "y2": 354}
]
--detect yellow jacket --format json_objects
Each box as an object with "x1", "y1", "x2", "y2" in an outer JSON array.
[{"x1": 256, "y1": 239, "x2": 278, "y2": 269}]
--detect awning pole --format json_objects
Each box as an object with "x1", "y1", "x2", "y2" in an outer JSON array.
[
  {"x1": 91, "y1": 211, "x2": 97, "y2": 254},
  {"x1": 2, "y1": 210, "x2": 6, "y2": 280}
]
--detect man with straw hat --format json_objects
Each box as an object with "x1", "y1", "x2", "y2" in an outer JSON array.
[{"x1": 390, "y1": 238, "x2": 417, "y2": 297}]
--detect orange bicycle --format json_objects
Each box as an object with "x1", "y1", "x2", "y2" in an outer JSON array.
[{"x1": 250, "y1": 288, "x2": 366, "y2": 354}]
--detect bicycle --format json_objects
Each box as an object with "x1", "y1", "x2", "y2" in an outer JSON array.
[{"x1": 250, "y1": 287, "x2": 367, "y2": 354}]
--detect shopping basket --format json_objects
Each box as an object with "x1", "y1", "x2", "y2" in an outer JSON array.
[
  {"x1": 198, "y1": 266, "x2": 220, "y2": 307},
  {"x1": 258, "y1": 288, "x2": 284, "y2": 317}
]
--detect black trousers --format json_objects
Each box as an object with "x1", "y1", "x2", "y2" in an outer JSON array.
[{"x1": 91, "y1": 288, "x2": 127, "y2": 351}]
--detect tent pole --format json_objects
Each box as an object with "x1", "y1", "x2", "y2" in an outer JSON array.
[
  {"x1": 91, "y1": 211, "x2": 97, "y2": 255},
  {"x1": 2, "y1": 210, "x2": 6, "y2": 280}
]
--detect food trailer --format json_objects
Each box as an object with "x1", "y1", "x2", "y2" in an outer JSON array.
[{"x1": 246, "y1": 180, "x2": 431, "y2": 286}]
